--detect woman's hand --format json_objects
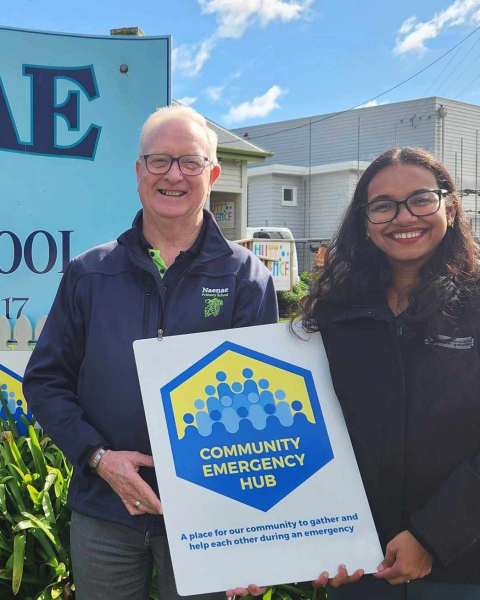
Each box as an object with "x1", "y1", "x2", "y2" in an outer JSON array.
[
  {"x1": 312, "y1": 565, "x2": 364, "y2": 588},
  {"x1": 226, "y1": 564, "x2": 364, "y2": 597},
  {"x1": 374, "y1": 530, "x2": 433, "y2": 585},
  {"x1": 225, "y1": 584, "x2": 266, "y2": 597}
]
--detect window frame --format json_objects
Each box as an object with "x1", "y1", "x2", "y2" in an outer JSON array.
[{"x1": 281, "y1": 185, "x2": 298, "y2": 207}]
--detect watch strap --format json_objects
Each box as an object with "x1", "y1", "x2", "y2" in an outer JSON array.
[{"x1": 90, "y1": 446, "x2": 108, "y2": 473}]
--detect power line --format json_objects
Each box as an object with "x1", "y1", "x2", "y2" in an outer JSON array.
[
  {"x1": 398, "y1": 23, "x2": 480, "y2": 129},
  {"x1": 455, "y1": 69, "x2": 480, "y2": 99},
  {"x1": 227, "y1": 22, "x2": 480, "y2": 146},
  {"x1": 442, "y1": 42, "x2": 480, "y2": 96},
  {"x1": 399, "y1": 40, "x2": 467, "y2": 124},
  {"x1": 435, "y1": 32, "x2": 480, "y2": 95}
]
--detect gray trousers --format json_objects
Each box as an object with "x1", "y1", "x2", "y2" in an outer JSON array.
[
  {"x1": 327, "y1": 574, "x2": 480, "y2": 600},
  {"x1": 70, "y1": 511, "x2": 226, "y2": 600}
]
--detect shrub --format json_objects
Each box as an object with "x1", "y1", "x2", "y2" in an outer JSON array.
[
  {"x1": 0, "y1": 399, "x2": 74, "y2": 599},
  {"x1": 244, "y1": 582, "x2": 325, "y2": 599},
  {"x1": 277, "y1": 279, "x2": 309, "y2": 319},
  {"x1": 299, "y1": 271, "x2": 314, "y2": 286}
]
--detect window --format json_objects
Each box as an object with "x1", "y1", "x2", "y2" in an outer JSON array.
[{"x1": 282, "y1": 185, "x2": 297, "y2": 206}]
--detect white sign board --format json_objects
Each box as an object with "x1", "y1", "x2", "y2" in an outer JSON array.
[
  {"x1": 133, "y1": 323, "x2": 382, "y2": 596},
  {"x1": 252, "y1": 241, "x2": 291, "y2": 291},
  {"x1": 212, "y1": 201, "x2": 235, "y2": 230}
]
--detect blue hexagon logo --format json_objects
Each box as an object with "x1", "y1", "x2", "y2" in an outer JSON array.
[{"x1": 161, "y1": 341, "x2": 334, "y2": 511}]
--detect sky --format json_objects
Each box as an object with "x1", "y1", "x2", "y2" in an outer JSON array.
[{"x1": 3, "y1": 0, "x2": 480, "y2": 129}]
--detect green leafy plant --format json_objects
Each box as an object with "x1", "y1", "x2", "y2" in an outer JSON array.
[
  {"x1": 243, "y1": 581, "x2": 326, "y2": 599},
  {"x1": 277, "y1": 279, "x2": 309, "y2": 318},
  {"x1": 299, "y1": 272, "x2": 314, "y2": 287},
  {"x1": 0, "y1": 400, "x2": 74, "y2": 600}
]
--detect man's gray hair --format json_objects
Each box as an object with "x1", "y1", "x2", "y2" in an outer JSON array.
[{"x1": 139, "y1": 105, "x2": 218, "y2": 164}]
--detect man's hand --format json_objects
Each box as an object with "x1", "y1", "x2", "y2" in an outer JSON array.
[
  {"x1": 312, "y1": 565, "x2": 364, "y2": 589},
  {"x1": 374, "y1": 530, "x2": 433, "y2": 585},
  {"x1": 225, "y1": 584, "x2": 266, "y2": 597},
  {"x1": 94, "y1": 449, "x2": 163, "y2": 516}
]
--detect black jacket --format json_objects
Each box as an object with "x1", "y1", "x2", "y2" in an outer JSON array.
[
  {"x1": 23, "y1": 210, "x2": 278, "y2": 537},
  {"x1": 319, "y1": 292, "x2": 480, "y2": 583}
]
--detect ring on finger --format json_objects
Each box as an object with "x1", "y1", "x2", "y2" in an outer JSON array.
[{"x1": 134, "y1": 500, "x2": 141, "y2": 509}]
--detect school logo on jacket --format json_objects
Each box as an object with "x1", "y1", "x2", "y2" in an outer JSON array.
[
  {"x1": 0, "y1": 363, "x2": 32, "y2": 436},
  {"x1": 204, "y1": 298, "x2": 223, "y2": 317},
  {"x1": 202, "y1": 287, "x2": 229, "y2": 318},
  {"x1": 160, "y1": 342, "x2": 334, "y2": 511}
]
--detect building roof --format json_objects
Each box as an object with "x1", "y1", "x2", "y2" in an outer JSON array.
[{"x1": 207, "y1": 119, "x2": 272, "y2": 157}]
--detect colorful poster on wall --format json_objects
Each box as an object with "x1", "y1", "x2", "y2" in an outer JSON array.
[
  {"x1": 134, "y1": 323, "x2": 383, "y2": 596},
  {"x1": 252, "y1": 241, "x2": 291, "y2": 290},
  {"x1": 0, "y1": 26, "x2": 170, "y2": 326},
  {"x1": 212, "y1": 201, "x2": 235, "y2": 230}
]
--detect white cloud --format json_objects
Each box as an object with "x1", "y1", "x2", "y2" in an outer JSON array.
[
  {"x1": 177, "y1": 96, "x2": 198, "y2": 106},
  {"x1": 205, "y1": 85, "x2": 224, "y2": 101},
  {"x1": 199, "y1": 0, "x2": 314, "y2": 38},
  {"x1": 173, "y1": 37, "x2": 217, "y2": 77},
  {"x1": 355, "y1": 100, "x2": 389, "y2": 109},
  {"x1": 222, "y1": 85, "x2": 287, "y2": 124},
  {"x1": 200, "y1": 0, "x2": 314, "y2": 39},
  {"x1": 174, "y1": 0, "x2": 313, "y2": 76},
  {"x1": 395, "y1": 0, "x2": 480, "y2": 56}
]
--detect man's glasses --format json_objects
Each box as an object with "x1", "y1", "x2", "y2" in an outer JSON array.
[
  {"x1": 142, "y1": 154, "x2": 212, "y2": 176},
  {"x1": 361, "y1": 189, "x2": 449, "y2": 224}
]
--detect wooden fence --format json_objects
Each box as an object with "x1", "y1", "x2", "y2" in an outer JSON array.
[{"x1": 0, "y1": 315, "x2": 46, "y2": 351}]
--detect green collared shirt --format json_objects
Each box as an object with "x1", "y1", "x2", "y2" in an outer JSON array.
[{"x1": 147, "y1": 248, "x2": 168, "y2": 278}]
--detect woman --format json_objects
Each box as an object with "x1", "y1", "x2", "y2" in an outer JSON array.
[{"x1": 228, "y1": 147, "x2": 480, "y2": 599}]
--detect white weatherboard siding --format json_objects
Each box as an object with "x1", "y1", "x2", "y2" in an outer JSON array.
[
  {"x1": 234, "y1": 98, "x2": 438, "y2": 170},
  {"x1": 435, "y1": 98, "x2": 480, "y2": 234},
  {"x1": 272, "y1": 174, "x2": 305, "y2": 238},
  {"x1": 435, "y1": 98, "x2": 480, "y2": 189},
  {"x1": 211, "y1": 159, "x2": 249, "y2": 240},
  {"x1": 247, "y1": 174, "x2": 275, "y2": 228},
  {"x1": 309, "y1": 171, "x2": 354, "y2": 240},
  {"x1": 215, "y1": 158, "x2": 242, "y2": 193},
  {"x1": 234, "y1": 96, "x2": 480, "y2": 253}
]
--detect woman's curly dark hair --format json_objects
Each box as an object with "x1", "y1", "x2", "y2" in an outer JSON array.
[{"x1": 299, "y1": 147, "x2": 480, "y2": 338}]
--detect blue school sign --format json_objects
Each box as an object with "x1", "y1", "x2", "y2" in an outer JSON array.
[{"x1": 0, "y1": 26, "x2": 170, "y2": 324}]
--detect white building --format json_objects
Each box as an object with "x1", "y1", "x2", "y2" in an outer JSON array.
[
  {"x1": 206, "y1": 119, "x2": 272, "y2": 242},
  {"x1": 233, "y1": 97, "x2": 480, "y2": 270},
  {"x1": 173, "y1": 100, "x2": 272, "y2": 241}
]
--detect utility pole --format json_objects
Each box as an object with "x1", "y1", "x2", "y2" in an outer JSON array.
[{"x1": 438, "y1": 105, "x2": 447, "y2": 163}]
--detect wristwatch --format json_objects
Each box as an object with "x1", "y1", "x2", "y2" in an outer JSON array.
[{"x1": 90, "y1": 446, "x2": 109, "y2": 473}]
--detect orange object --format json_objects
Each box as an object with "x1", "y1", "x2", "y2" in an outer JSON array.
[{"x1": 314, "y1": 244, "x2": 327, "y2": 269}]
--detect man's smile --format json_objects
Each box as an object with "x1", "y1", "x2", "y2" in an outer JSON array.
[{"x1": 158, "y1": 189, "x2": 186, "y2": 197}]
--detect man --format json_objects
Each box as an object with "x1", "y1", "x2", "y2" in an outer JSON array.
[{"x1": 23, "y1": 105, "x2": 278, "y2": 599}]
